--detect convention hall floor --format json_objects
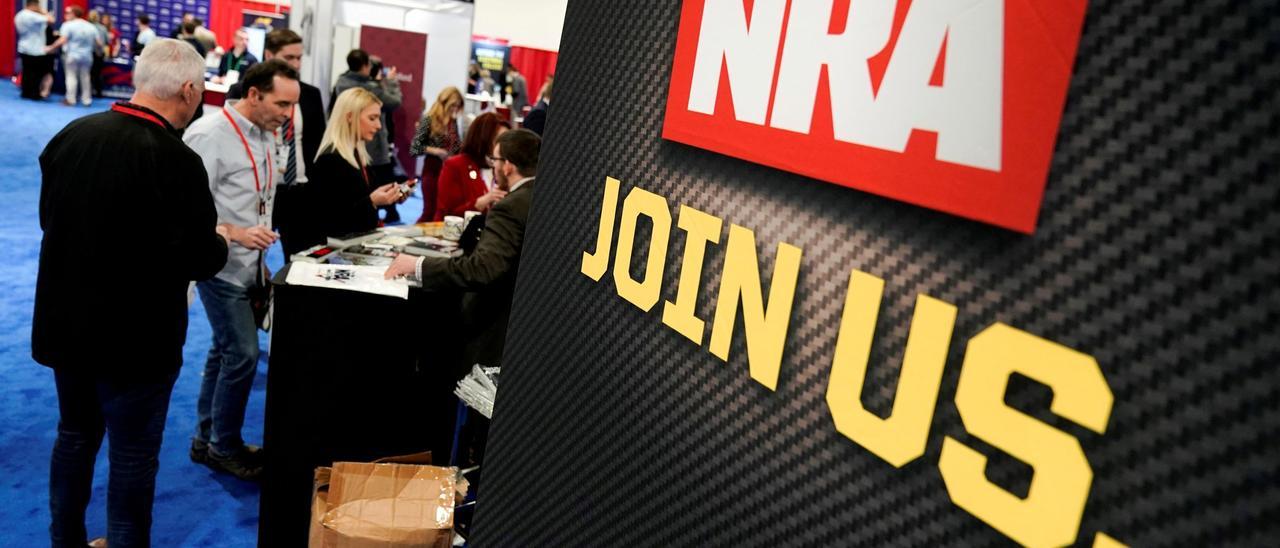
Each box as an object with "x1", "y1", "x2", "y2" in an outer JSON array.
[{"x1": 0, "y1": 86, "x2": 426, "y2": 546}]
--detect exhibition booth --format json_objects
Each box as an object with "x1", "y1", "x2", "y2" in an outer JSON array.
[{"x1": 5, "y1": 0, "x2": 1279, "y2": 546}]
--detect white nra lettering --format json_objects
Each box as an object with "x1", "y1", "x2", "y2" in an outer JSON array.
[{"x1": 690, "y1": 0, "x2": 1004, "y2": 172}]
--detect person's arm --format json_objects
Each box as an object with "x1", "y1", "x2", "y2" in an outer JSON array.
[
  {"x1": 410, "y1": 118, "x2": 431, "y2": 156},
  {"x1": 388, "y1": 197, "x2": 524, "y2": 288},
  {"x1": 371, "y1": 75, "x2": 402, "y2": 110},
  {"x1": 174, "y1": 159, "x2": 230, "y2": 280}
]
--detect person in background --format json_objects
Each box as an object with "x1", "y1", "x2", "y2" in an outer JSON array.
[
  {"x1": 172, "y1": 12, "x2": 194, "y2": 38},
  {"x1": 192, "y1": 17, "x2": 218, "y2": 53},
  {"x1": 505, "y1": 64, "x2": 528, "y2": 115},
  {"x1": 522, "y1": 77, "x2": 552, "y2": 136},
  {"x1": 87, "y1": 10, "x2": 108, "y2": 97},
  {"x1": 294, "y1": 88, "x2": 407, "y2": 250},
  {"x1": 215, "y1": 28, "x2": 258, "y2": 84},
  {"x1": 384, "y1": 128, "x2": 541, "y2": 370},
  {"x1": 332, "y1": 49, "x2": 403, "y2": 222},
  {"x1": 411, "y1": 86, "x2": 465, "y2": 223},
  {"x1": 101, "y1": 13, "x2": 119, "y2": 58},
  {"x1": 177, "y1": 20, "x2": 206, "y2": 58},
  {"x1": 433, "y1": 112, "x2": 509, "y2": 221},
  {"x1": 134, "y1": 14, "x2": 156, "y2": 56},
  {"x1": 467, "y1": 61, "x2": 481, "y2": 94},
  {"x1": 35, "y1": 39, "x2": 227, "y2": 548},
  {"x1": 227, "y1": 28, "x2": 328, "y2": 256},
  {"x1": 46, "y1": 6, "x2": 101, "y2": 107},
  {"x1": 183, "y1": 60, "x2": 300, "y2": 482},
  {"x1": 14, "y1": 0, "x2": 54, "y2": 101}
]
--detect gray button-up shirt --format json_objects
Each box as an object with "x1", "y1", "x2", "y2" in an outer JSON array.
[{"x1": 184, "y1": 105, "x2": 277, "y2": 287}]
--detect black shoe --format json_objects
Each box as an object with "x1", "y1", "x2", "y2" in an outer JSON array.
[
  {"x1": 190, "y1": 439, "x2": 209, "y2": 464},
  {"x1": 207, "y1": 446, "x2": 264, "y2": 482}
]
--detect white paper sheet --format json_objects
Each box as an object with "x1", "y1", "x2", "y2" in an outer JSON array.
[{"x1": 285, "y1": 262, "x2": 410, "y2": 300}]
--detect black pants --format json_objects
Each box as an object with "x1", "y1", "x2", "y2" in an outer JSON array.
[
  {"x1": 90, "y1": 54, "x2": 104, "y2": 97},
  {"x1": 49, "y1": 368, "x2": 179, "y2": 548},
  {"x1": 19, "y1": 53, "x2": 51, "y2": 99}
]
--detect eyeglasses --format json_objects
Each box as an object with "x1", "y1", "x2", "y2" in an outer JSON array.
[{"x1": 487, "y1": 155, "x2": 506, "y2": 164}]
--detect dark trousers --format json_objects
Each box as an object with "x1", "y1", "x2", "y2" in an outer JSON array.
[
  {"x1": 49, "y1": 368, "x2": 179, "y2": 548},
  {"x1": 90, "y1": 54, "x2": 104, "y2": 97},
  {"x1": 19, "y1": 53, "x2": 51, "y2": 99}
]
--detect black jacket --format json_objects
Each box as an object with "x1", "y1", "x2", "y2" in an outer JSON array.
[
  {"x1": 290, "y1": 151, "x2": 379, "y2": 252},
  {"x1": 522, "y1": 100, "x2": 548, "y2": 136},
  {"x1": 418, "y1": 180, "x2": 535, "y2": 368},
  {"x1": 33, "y1": 103, "x2": 228, "y2": 378}
]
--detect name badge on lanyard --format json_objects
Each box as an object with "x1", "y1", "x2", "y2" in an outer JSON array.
[{"x1": 223, "y1": 108, "x2": 273, "y2": 226}]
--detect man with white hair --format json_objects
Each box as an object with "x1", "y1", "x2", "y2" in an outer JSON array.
[{"x1": 33, "y1": 38, "x2": 231, "y2": 547}]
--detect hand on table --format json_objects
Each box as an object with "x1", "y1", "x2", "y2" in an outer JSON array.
[{"x1": 384, "y1": 253, "x2": 418, "y2": 280}]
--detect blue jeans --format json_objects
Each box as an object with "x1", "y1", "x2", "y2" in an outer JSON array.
[
  {"x1": 49, "y1": 368, "x2": 179, "y2": 548},
  {"x1": 195, "y1": 276, "x2": 261, "y2": 456}
]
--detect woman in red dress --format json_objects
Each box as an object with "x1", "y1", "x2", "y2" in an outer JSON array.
[{"x1": 432, "y1": 112, "x2": 510, "y2": 221}]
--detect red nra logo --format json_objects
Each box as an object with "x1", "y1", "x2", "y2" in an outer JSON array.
[{"x1": 662, "y1": 0, "x2": 1089, "y2": 233}]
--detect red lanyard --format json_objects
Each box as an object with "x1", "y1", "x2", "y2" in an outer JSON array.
[
  {"x1": 222, "y1": 108, "x2": 273, "y2": 211},
  {"x1": 111, "y1": 103, "x2": 165, "y2": 128}
]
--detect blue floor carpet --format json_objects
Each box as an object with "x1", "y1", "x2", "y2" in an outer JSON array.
[{"x1": 0, "y1": 85, "x2": 427, "y2": 546}]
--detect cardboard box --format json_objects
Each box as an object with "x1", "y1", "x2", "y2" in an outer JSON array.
[{"x1": 309, "y1": 453, "x2": 464, "y2": 548}]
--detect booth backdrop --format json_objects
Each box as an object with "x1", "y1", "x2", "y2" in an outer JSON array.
[{"x1": 471, "y1": 0, "x2": 1279, "y2": 546}]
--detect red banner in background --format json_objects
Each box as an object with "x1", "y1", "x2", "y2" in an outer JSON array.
[
  {"x1": 509, "y1": 46, "x2": 558, "y2": 109},
  {"x1": 359, "y1": 25, "x2": 428, "y2": 177}
]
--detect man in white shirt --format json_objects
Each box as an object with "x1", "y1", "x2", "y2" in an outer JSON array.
[
  {"x1": 14, "y1": 0, "x2": 54, "y2": 100},
  {"x1": 134, "y1": 14, "x2": 156, "y2": 55},
  {"x1": 46, "y1": 6, "x2": 101, "y2": 106},
  {"x1": 183, "y1": 60, "x2": 300, "y2": 482}
]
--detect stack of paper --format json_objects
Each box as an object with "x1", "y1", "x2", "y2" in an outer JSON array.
[
  {"x1": 285, "y1": 262, "x2": 410, "y2": 299},
  {"x1": 454, "y1": 365, "x2": 500, "y2": 419}
]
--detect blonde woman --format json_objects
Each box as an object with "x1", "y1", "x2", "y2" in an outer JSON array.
[
  {"x1": 411, "y1": 86, "x2": 464, "y2": 222},
  {"x1": 296, "y1": 87, "x2": 408, "y2": 249}
]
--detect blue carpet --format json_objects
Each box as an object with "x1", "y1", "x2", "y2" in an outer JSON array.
[{"x1": 0, "y1": 85, "x2": 428, "y2": 545}]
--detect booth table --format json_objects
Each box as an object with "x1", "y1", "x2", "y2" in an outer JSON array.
[{"x1": 257, "y1": 264, "x2": 464, "y2": 547}]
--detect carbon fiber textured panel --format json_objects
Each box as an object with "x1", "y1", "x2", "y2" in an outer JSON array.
[{"x1": 472, "y1": 1, "x2": 1280, "y2": 546}]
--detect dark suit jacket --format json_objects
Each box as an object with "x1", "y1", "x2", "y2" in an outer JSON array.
[
  {"x1": 34, "y1": 103, "x2": 228, "y2": 378},
  {"x1": 418, "y1": 179, "x2": 535, "y2": 368},
  {"x1": 289, "y1": 151, "x2": 380, "y2": 253},
  {"x1": 522, "y1": 100, "x2": 548, "y2": 136}
]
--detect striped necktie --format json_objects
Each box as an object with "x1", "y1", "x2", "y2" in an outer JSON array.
[{"x1": 282, "y1": 112, "x2": 297, "y2": 185}]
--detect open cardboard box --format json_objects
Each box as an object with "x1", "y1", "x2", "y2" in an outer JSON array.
[{"x1": 310, "y1": 452, "x2": 467, "y2": 547}]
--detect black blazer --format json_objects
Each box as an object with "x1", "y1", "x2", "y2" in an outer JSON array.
[
  {"x1": 291, "y1": 151, "x2": 379, "y2": 251},
  {"x1": 418, "y1": 179, "x2": 535, "y2": 368},
  {"x1": 34, "y1": 103, "x2": 228, "y2": 378},
  {"x1": 227, "y1": 80, "x2": 326, "y2": 176}
]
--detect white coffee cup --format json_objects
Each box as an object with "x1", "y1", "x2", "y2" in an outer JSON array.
[{"x1": 443, "y1": 216, "x2": 465, "y2": 241}]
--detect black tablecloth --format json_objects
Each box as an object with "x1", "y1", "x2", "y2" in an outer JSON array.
[{"x1": 257, "y1": 265, "x2": 463, "y2": 547}]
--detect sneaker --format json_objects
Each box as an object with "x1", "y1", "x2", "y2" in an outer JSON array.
[{"x1": 207, "y1": 446, "x2": 264, "y2": 482}]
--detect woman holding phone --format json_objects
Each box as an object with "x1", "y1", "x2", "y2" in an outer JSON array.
[{"x1": 293, "y1": 87, "x2": 411, "y2": 251}]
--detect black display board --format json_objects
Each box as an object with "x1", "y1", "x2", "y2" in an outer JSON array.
[{"x1": 472, "y1": 1, "x2": 1279, "y2": 545}]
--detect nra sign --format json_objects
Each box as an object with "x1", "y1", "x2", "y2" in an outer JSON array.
[{"x1": 662, "y1": 0, "x2": 1088, "y2": 233}]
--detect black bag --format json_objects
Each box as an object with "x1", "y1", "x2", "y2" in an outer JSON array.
[{"x1": 249, "y1": 252, "x2": 272, "y2": 331}]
